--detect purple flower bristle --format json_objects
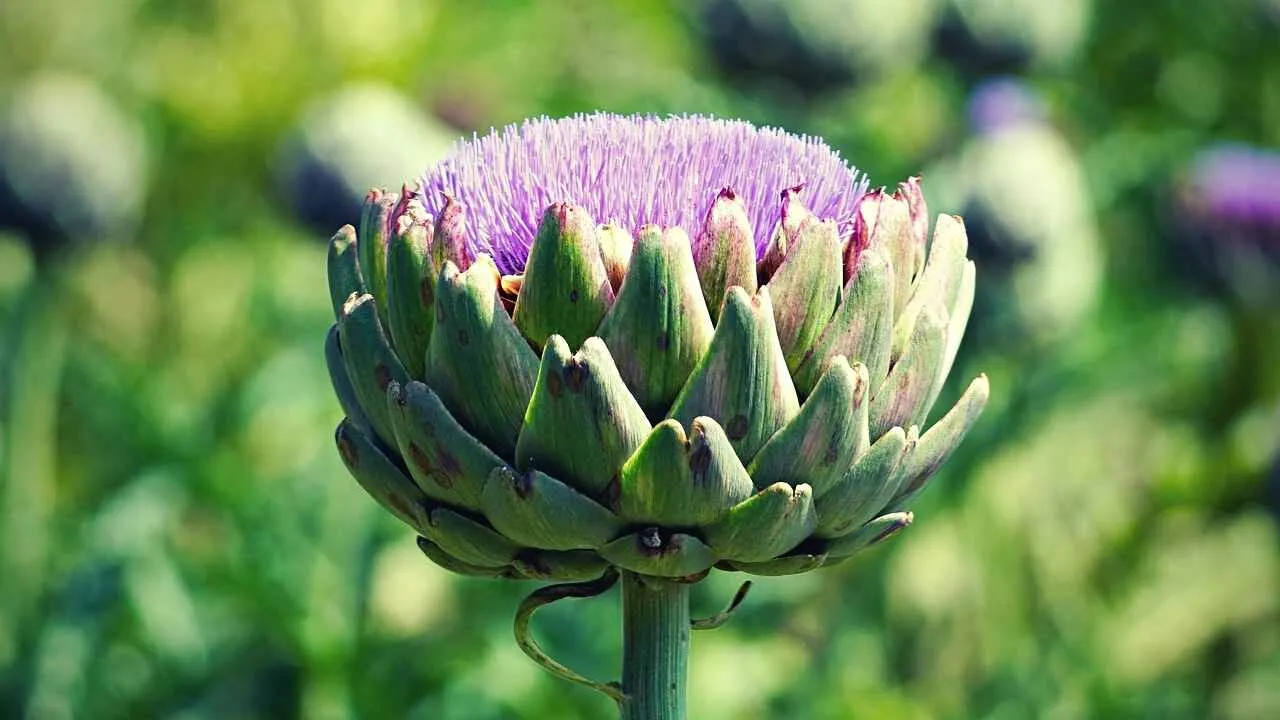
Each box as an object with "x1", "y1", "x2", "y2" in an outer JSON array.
[{"x1": 417, "y1": 114, "x2": 868, "y2": 274}]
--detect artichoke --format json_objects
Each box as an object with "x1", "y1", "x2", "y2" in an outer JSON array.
[
  {"x1": 324, "y1": 114, "x2": 987, "y2": 583},
  {"x1": 0, "y1": 73, "x2": 148, "y2": 261}
]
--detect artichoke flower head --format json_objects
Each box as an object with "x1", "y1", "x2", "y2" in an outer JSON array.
[{"x1": 325, "y1": 114, "x2": 988, "y2": 582}]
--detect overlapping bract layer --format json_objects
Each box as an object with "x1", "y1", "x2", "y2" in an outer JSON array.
[{"x1": 325, "y1": 178, "x2": 987, "y2": 581}]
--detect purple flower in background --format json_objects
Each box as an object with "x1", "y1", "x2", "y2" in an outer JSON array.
[
  {"x1": 967, "y1": 77, "x2": 1047, "y2": 136},
  {"x1": 937, "y1": 77, "x2": 1101, "y2": 346},
  {"x1": 417, "y1": 114, "x2": 868, "y2": 273},
  {"x1": 1182, "y1": 144, "x2": 1280, "y2": 237},
  {"x1": 1174, "y1": 143, "x2": 1280, "y2": 302}
]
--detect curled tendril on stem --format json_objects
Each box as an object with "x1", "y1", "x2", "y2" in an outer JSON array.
[
  {"x1": 513, "y1": 568, "x2": 627, "y2": 705},
  {"x1": 691, "y1": 580, "x2": 753, "y2": 630}
]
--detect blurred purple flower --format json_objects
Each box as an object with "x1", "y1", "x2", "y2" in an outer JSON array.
[
  {"x1": 967, "y1": 77, "x2": 1047, "y2": 135},
  {"x1": 417, "y1": 114, "x2": 868, "y2": 273},
  {"x1": 1173, "y1": 143, "x2": 1280, "y2": 302},
  {"x1": 1182, "y1": 144, "x2": 1280, "y2": 234}
]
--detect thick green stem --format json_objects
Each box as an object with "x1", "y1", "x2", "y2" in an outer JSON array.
[
  {"x1": 1, "y1": 277, "x2": 65, "y2": 634},
  {"x1": 620, "y1": 572, "x2": 690, "y2": 720}
]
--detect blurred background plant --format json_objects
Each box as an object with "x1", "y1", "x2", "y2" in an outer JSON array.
[{"x1": 1, "y1": 0, "x2": 1277, "y2": 718}]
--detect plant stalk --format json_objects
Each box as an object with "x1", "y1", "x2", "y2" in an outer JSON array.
[{"x1": 619, "y1": 571, "x2": 690, "y2": 720}]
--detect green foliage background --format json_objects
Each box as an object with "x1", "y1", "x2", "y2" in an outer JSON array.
[{"x1": 1, "y1": 1, "x2": 1278, "y2": 717}]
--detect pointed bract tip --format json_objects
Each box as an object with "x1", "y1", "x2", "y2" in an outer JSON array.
[
  {"x1": 331, "y1": 224, "x2": 357, "y2": 245},
  {"x1": 974, "y1": 373, "x2": 989, "y2": 393},
  {"x1": 433, "y1": 193, "x2": 474, "y2": 271},
  {"x1": 780, "y1": 184, "x2": 814, "y2": 235},
  {"x1": 394, "y1": 203, "x2": 432, "y2": 236},
  {"x1": 898, "y1": 176, "x2": 929, "y2": 246},
  {"x1": 341, "y1": 291, "x2": 372, "y2": 316},
  {"x1": 464, "y1": 253, "x2": 501, "y2": 282},
  {"x1": 540, "y1": 202, "x2": 598, "y2": 239},
  {"x1": 698, "y1": 189, "x2": 751, "y2": 242},
  {"x1": 596, "y1": 222, "x2": 633, "y2": 292},
  {"x1": 884, "y1": 511, "x2": 914, "y2": 533}
]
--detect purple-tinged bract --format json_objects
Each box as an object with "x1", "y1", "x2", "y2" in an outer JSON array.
[{"x1": 419, "y1": 114, "x2": 868, "y2": 274}]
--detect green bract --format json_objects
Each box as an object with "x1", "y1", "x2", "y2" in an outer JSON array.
[{"x1": 325, "y1": 180, "x2": 988, "y2": 581}]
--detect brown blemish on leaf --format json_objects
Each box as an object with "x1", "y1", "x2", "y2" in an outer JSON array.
[
  {"x1": 456, "y1": 328, "x2": 470, "y2": 346},
  {"x1": 824, "y1": 440, "x2": 839, "y2": 464},
  {"x1": 563, "y1": 362, "x2": 589, "y2": 393},
  {"x1": 409, "y1": 442, "x2": 437, "y2": 478},
  {"x1": 419, "y1": 276, "x2": 434, "y2": 307},
  {"x1": 569, "y1": 288, "x2": 579, "y2": 303},
  {"x1": 429, "y1": 462, "x2": 456, "y2": 488},
  {"x1": 387, "y1": 493, "x2": 415, "y2": 520},
  {"x1": 604, "y1": 474, "x2": 623, "y2": 510},
  {"x1": 726, "y1": 414, "x2": 749, "y2": 440},
  {"x1": 438, "y1": 450, "x2": 462, "y2": 478},
  {"x1": 375, "y1": 365, "x2": 393, "y2": 391},
  {"x1": 688, "y1": 443, "x2": 711, "y2": 480},
  {"x1": 337, "y1": 430, "x2": 358, "y2": 467},
  {"x1": 546, "y1": 369, "x2": 564, "y2": 397}
]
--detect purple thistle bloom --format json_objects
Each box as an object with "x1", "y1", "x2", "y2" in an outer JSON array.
[
  {"x1": 967, "y1": 77, "x2": 1047, "y2": 136},
  {"x1": 1171, "y1": 143, "x2": 1280, "y2": 302},
  {"x1": 417, "y1": 113, "x2": 868, "y2": 274},
  {"x1": 1183, "y1": 143, "x2": 1280, "y2": 233}
]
